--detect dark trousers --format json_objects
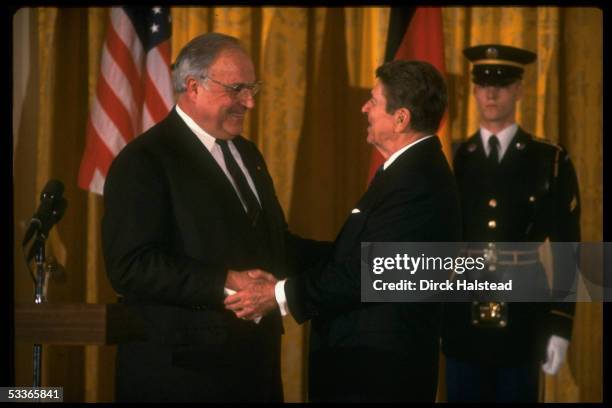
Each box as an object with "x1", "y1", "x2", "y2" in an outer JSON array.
[
  {"x1": 115, "y1": 339, "x2": 283, "y2": 402},
  {"x1": 309, "y1": 347, "x2": 439, "y2": 402},
  {"x1": 445, "y1": 356, "x2": 539, "y2": 402}
]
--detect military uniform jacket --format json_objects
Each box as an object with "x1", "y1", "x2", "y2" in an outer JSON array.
[{"x1": 442, "y1": 127, "x2": 580, "y2": 365}]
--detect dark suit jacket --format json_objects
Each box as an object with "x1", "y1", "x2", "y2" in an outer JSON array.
[
  {"x1": 102, "y1": 108, "x2": 325, "y2": 402},
  {"x1": 284, "y1": 136, "x2": 462, "y2": 402}
]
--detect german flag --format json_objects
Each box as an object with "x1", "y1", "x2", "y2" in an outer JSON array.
[{"x1": 368, "y1": 7, "x2": 451, "y2": 181}]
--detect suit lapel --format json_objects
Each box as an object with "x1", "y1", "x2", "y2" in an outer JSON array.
[
  {"x1": 334, "y1": 177, "x2": 385, "y2": 249},
  {"x1": 498, "y1": 127, "x2": 530, "y2": 177},
  {"x1": 232, "y1": 137, "x2": 269, "y2": 210},
  {"x1": 461, "y1": 131, "x2": 487, "y2": 163},
  {"x1": 165, "y1": 109, "x2": 250, "y2": 221},
  {"x1": 232, "y1": 137, "x2": 286, "y2": 262},
  {"x1": 339, "y1": 136, "x2": 443, "y2": 246},
  {"x1": 474, "y1": 131, "x2": 488, "y2": 162},
  {"x1": 358, "y1": 136, "x2": 442, "y2": 211},
  {"x1": 234, "y1": 137, "x2": 277, "y2": 228}
]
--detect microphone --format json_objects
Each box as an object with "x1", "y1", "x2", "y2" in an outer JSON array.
[
  {"x1": 25, "y1": 200, "x2": 67, "y2": 264},
  {"x1": 22, "y1": 180, "x2": 66, "y2": 246}
]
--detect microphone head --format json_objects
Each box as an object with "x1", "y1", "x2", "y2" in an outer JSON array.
[
  {"x1": 32, "y1": 198, "x2": 68, "y2": 243},
  {"x1": 40, "y1": 179, "x2": 64, "y2": 201},
  {"x1": 50, "y1": 198, "x2": 68, "y2": 224},
  {"x1": 23, "y1": 180, "x2": 67, "y2": 247}
]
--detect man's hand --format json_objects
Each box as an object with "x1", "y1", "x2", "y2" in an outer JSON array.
[
  {"x1": 224, "y1": 269, "x2": 278, "y2": 321},
  {"x1": 541, "y1": 335, "x2": 569, "y2": 375},
  {"x1": 225, "y1": 269, "x2": 275, "y2": 291}
]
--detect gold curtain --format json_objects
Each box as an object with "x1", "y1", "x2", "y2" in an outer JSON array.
[{"x1": 13, "y1": 6, "x2": 601, "y2": 402}]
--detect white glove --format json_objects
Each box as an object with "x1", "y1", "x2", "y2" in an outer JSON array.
[{"x1": 541, "y1": 335, "x2": 569, "y2": 375}]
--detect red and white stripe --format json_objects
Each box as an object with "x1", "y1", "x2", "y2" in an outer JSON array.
[{"x1": 78, "y1": 7, "x2": 173, "y2": 194}]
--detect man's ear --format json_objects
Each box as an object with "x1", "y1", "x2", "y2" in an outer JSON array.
[
  {"x1": 394, "y1": 108, "x2": 411, "y2": 133},
  {"x1": 185, "y1": 77, "x2": 200, "y2": 100}
]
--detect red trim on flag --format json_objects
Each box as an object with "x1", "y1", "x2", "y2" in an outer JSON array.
[
  {"x1": 143, "y1": 70, "x2": 170, "y2": 123},
  {"x1": 78, "y1": 119, "x2": 116, "y2": 190},
  {"x1": 157, "y1": 40, "x2": 172, "y2": 68},
  {"x1": 105, "y1": 23, "x2": 144, "y2": 109},
  {"x1": 395, "y1": 8, "x2": 446, "y2": 73},
  {"x1": 97, "y1": 75, "x2": 137, "y2": 140}
]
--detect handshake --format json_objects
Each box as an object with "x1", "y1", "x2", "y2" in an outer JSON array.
[{"x1": 224, "y1": 269, "x2": 279, "y2": 322}]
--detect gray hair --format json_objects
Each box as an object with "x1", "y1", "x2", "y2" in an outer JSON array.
[{"x1": 171, "y1": 33, "x2": 243, "y2": 93}]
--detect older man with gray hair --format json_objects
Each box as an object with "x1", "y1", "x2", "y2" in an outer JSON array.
[{"x1": 102, "y1": 32, "x2": 327, "y2": 402}]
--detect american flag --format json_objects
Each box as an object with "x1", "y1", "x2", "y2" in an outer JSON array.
[{"x1": 78, "y1": 7, "x2": 173, "y2": 194}]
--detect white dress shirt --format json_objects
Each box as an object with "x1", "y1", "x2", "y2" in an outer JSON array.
[
  {"x1": 175, "y1": 104, "x2": 261, "y2": 209},
  {"x1": 479, "y1": 123, "x2": 518, "y2": 162},
  {"x1": 383, "y1": 134, "x2": 435, "y2": 170}
]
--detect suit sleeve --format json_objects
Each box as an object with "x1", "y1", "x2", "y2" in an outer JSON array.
[
  {"x1": 285, "y1": 183, "x2": 436, "y2": 323},
  {"x1": 284, "y1": 232, "x2": 334, "y2": 276},
  {"x1": 548, "y1": 148, "x2": 581, "y2": 340},
  {"x1": 102, "y1": 146, "x2": 227, "y2": 308},
  {"x1": 248, "y1": 141, "x2": 334, "y2": 277}
]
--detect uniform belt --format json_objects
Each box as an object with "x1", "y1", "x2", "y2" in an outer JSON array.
[{"x1": 462, "y1": 248, "x2": 540, "y2": 266}]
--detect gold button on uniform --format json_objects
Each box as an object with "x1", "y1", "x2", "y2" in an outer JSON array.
[
  {"x1": 529, "y1": 195, "x2": 536, "y2": 202},
  {"x1": 488, "y1": 220, "x2": 497, "y2": 229},
  {"x1": 488, "y1": 199, "x2": 497, "y2": 208}
]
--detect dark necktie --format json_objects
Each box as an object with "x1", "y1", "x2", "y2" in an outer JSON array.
[
  {"x1": 216, "y1": 139, "x2": 261, "y2": 225},
  {"x1": 488, "y1": 135, "x2": 500, "y2": 167}
]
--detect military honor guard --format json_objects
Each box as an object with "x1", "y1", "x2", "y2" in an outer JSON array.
[{"x1": 441, "y1": 44, "x2": 581, "y2": 402}]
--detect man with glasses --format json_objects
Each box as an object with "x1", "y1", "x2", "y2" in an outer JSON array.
[{"x1": 102, "y1": 32, "x2": 328, "y2": 402}]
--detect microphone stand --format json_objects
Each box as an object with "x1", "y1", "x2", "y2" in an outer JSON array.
[
  {"x1": 32, "y1": 233, "x2": 47, "y2": 388},
  {"x1": 22, "y1": 183, "x2": 67, "y2": 393}
]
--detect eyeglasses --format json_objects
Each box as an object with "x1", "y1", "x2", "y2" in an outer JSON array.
[{"x1": 200, "y1": 75, "x2": 262, "y2": 98}]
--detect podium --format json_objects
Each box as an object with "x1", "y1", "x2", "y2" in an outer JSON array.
[{"x1": 15, "y1": 303, "x2": 146, "y2": 345}]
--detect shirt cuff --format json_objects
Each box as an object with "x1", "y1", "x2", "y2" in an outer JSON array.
[
  {"x1": 224, "y1": 287, "x2": 262, "y2": 324},
  {"x1": 275, "y1": 279, "x2": 289, "y2": 317}
]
